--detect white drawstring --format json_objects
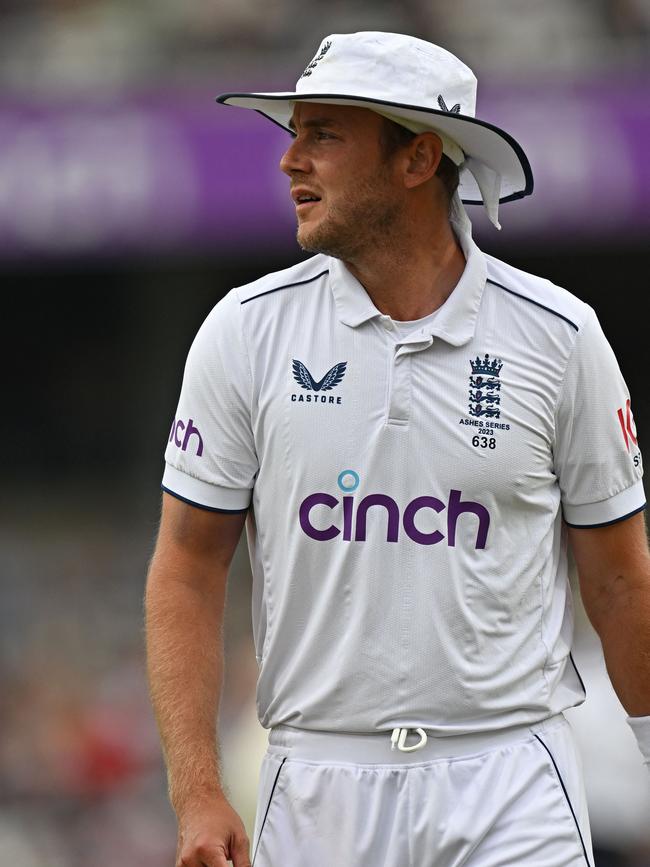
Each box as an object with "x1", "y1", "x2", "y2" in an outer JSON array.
[
  {"x1": 390, "y1": 727, "x2": 428, "y2": 752},
  {"x1": 463, "y1": 156, "x2": 502, "y2": 230}
]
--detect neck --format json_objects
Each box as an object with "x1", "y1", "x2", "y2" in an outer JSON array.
[{"x1": 343, "y1": 215, "x2": 466, "y2": 322}]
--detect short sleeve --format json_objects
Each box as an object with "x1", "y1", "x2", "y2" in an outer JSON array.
[
  {"x1": 162, "y1": 290, "x2": 257, "y2": 512},
  {"x1": 554, "y1": 306, "x2": 645, "y2": 528}
]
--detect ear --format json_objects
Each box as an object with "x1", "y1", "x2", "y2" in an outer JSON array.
[{"x1": 403, "y1": 132, "x2": 444, "y2": 190}]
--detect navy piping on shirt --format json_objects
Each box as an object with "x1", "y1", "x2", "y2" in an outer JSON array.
[
  {"x1": 569, "y1": 652, "x2": 586, "y2": 696},
  {"x1": 486, "y1": 279, "x2": 580, "y2": 332},
  {"x1": 564, "y1": 502, "x2": 646, "y2": 529},
  {"x1": 240, "y1": 269, "x2": 329, "y2": 305},
  {"x1": 161, "y1": 485, "x2": 249, "y2": 514}
]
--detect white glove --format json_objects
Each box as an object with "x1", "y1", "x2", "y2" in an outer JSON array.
[{"x1": 627, "y1": 715, "x2": 650, "y2": 767}]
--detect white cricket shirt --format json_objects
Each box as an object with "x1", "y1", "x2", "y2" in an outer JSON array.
[{"x1": 163, "y1": 228, "x2": 645, "y2": 734}]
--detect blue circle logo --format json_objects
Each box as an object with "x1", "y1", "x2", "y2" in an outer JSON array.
[{"x1": 337, "y1": 470, "x2": 360, "y2": 492}]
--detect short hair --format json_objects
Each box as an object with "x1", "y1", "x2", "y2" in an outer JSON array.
[{"x1": 378, "y1": 117, "x2": 460, "y2": 204}]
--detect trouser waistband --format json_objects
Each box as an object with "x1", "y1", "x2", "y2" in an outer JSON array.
[{"x1": 268, "y1": 714, "x2": 567, "y2": 764}]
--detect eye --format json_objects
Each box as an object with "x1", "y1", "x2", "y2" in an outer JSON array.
[{"x1": 315, "y1": 130, "x2": 336, "y2": 141}]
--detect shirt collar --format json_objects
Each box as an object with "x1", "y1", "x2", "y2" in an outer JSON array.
[{"x1": 329, "y1": 224, "x2": 487, "y2": 347}]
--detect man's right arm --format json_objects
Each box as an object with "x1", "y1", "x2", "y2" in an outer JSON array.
[{"x1": 145, "y1": 491, "x2": 251, "y2": 867}]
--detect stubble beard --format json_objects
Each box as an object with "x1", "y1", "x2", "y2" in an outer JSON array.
[{"x1": 296, "y1": 169, "x2": 403, "y2": 262}]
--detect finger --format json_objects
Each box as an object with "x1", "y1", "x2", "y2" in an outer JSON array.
[
  {"x1": 200, "y1": 857, "x2": 229, "y2": 867},
  {"x1": 197, "y1": 844, "x2": 229, "y2": 867},
  {"x1": 177, "y1": 844, "x2": 228, "y2": 867},
  {"x1": 230, "y1": 832, "x2": 252, "y2": 867}
]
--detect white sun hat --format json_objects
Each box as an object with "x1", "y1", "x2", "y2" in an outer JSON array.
[{"x1": 216, "y1": 31, "x2": 534, "y2": 230}]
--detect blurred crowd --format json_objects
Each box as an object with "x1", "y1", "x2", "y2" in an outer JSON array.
[
  {"x1": 0, "y1": 511, "x2": 263, "y2": 866},
  {"x1": 0, "y1": 514, "x2": 172, "y2": 866},
  {"x1": 0, "y1": 0, "x2": 649, "y2": 94}
]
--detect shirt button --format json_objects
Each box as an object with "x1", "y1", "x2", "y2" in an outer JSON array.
[{"x1": 381, "y1": 316, "x2": 394, "y2": 331}]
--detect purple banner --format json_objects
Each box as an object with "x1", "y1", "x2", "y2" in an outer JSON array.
[{"x1": 0, "y1": 77, "x2": 648, "y2": 260}]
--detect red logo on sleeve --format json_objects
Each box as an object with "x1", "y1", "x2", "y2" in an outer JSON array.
[{"x1": 616, "y1": 399, "x2": 637, "y2": 451}]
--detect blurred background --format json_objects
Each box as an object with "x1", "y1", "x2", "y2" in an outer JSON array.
[{"x1": 1, "y1": 2, "x2": 649, "y2": 865}]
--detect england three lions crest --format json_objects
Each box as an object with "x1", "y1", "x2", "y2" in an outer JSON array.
[{"x1": 468, "y1": 354, "x2": 503, "y2": 419}]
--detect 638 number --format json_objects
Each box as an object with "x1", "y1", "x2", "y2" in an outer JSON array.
[{"x1": 472, "y1": 435, "x2": 496, "y2": 449}]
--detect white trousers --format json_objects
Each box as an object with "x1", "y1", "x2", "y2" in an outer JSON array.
[{"x1": 251, "y1": 714, "x2": 593, "y2": 867}]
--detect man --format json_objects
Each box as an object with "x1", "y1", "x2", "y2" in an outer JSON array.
[{"x1": 145, "y1": 32, "x2": 650, "y2": 867}]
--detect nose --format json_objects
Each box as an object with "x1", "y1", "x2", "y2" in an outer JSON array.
[{"x1": 279, "y1": 135, "x2": 311, "y2": 176}]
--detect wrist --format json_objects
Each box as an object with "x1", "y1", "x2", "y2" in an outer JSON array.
[
  {"x1": 627, "y1": 714, "x2": 650, "y2": 766},
  {"x1": 170, "y1": 779, "x2": 226, "y2": 816}
]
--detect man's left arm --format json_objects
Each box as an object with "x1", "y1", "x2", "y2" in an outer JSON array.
[{"x1": 569, "y1": 513, "x2": 650, "y2": 743}]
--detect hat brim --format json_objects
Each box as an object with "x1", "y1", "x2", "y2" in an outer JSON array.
[{"x1": 216, "y1": 91, "x2": 534, "y2": 205}]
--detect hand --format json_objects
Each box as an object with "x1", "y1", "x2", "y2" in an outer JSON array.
[{"x1": 176, "y1": 794, "x2": 251, "y2": 867}]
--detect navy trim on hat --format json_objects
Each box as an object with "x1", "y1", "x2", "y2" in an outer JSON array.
[{"x1": 217, "y1": 90, "x2": 534, "y2": 204}]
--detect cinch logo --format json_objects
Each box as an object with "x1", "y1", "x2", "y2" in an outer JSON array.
[
  {"x1": 299, "y1": 470, "x2": 490, "y2": 549},
  {"x1": 169, "y1": 417, "x2": 203, "y2": 456}
]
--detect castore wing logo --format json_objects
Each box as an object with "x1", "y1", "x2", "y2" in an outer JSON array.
[
  {"x1": 437, "y1": 95, "x2": 461, "y2": 114},
  {"x1": 292, "y1": 359, "x2": 347, "y2": 392}
]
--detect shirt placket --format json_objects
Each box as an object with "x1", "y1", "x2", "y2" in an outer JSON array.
[{"x1": 385, "y1": 327, "x2": 434, "y2": 426}]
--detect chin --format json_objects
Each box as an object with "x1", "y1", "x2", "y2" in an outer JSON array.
[
  {"x1": 297, "y1": 229, "x2": 323, "y2": 254},
  {"x1": 296, "y1": 223, "x2": 315, "y2": 249},
  {"x1": 297, "y1": 220, "x2": 348, "y2": 258}
]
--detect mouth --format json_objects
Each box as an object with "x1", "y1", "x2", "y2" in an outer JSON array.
[
  {"x1": 296, "y1": 199, "x2": 321, "y2": 215},
  {"x1": 292, "y1": 188, "x2": 322, "y2": 212}
]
